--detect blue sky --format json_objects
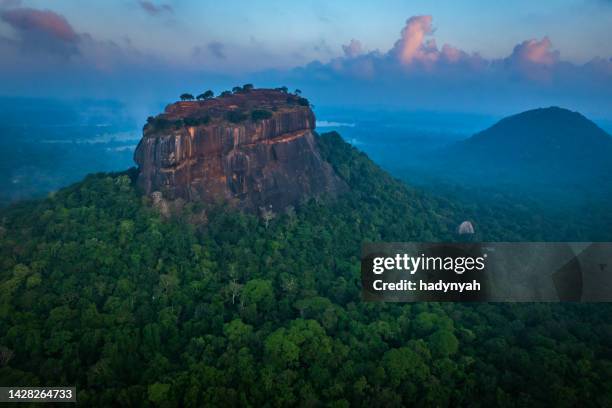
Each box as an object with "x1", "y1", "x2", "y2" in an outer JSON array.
[
  {"x1": 24, "y1": 0, "x2": 612, "y2": 63},
  {"x1": 1, "y1": 1, "x2": 611, "y2": 116}
]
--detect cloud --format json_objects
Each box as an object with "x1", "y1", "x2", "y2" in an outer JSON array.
[
  {"x1": 318, "y1": 15, "x2": 592, "y2": 80},
  {"x1": 0, "y1": 5, "x2": 168, "y2": 69},
  {"x1": 263, "y1": 15, "x2": 612, "y2": 115},
  {"x1": 207, "y1": 41, "x2": 225, "y2": 59},
  {"x1": 342, "y1": 39, "x2": 363, "y2": 58},
  {"x1": 0, "y1": 4, "x2": 170, "y2": 96},
  {"x1": 388, "y1": 15, "x2": 484, "y2": 69},
  {"x1": 0, "y1": 7, "x2": 79, "y2": 56},
  {"x1": 313, "y1": 39, "x2": 334, "y2": 56},
  {"x1": 0, "y1": 7, "x2": 610, "y2": 117},
  {"x1": 0, "y1": 0, "x2": 22, "y2": 8},
  {"x1": 392, "y1": 15, "x2": 437, "y2": 64},
  {"x1": 138, "y1": 1, "x2": 173, "y2": 16},
  {"x1": 0, "y1": 6, "x2": 155, "y2": 71},
  {"x1": 1, "y1": 7, "x2": 77, "y2": 41},
  {"x1": 507, "y1": 37, "x2": 559, "y2": 66},
  {"x1": 501, "y1": 37, "x2": 560, "y2": 80},
  {"x1": 206, "y1": 41, "x2": 226, "y2": 59},
  {"x1": 310, "y1": 15, "x2": 485, "y2": 84}
]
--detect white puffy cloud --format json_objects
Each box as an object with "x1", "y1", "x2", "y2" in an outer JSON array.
[
  {"x1": 268, "y1": 15, "x2": 612, "y2": 115},
  {"x1": 509, "y1": 37, "x2": 559, "y2": 66},
  {"x1": 392, "y1": 15, "x2": 436, "y2": 64}
]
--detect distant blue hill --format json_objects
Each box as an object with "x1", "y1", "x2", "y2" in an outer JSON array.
[{"x1": 434, "y1": 107, "x2": 612, "y2": 190}]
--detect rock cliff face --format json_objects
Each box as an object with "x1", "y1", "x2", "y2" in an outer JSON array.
[{"x1": 134, "y1": 89, "x2": 346, "y2": 211}]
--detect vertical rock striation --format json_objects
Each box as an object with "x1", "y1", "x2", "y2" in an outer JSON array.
[{"x1": 134, "y1": 89, "x2": 347, "y2": 211}]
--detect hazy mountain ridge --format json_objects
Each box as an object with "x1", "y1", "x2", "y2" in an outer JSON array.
[{"x1": 444, "y1": 107, "x2": 612, "y2": 183}]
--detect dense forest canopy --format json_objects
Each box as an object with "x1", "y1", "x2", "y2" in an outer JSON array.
[{"x1": 0, "y1": 132, "x2": 611, "y2": 406}]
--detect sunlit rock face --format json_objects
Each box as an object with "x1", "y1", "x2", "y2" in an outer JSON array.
[{"x1": 134, "y1": 89, "x2": 347, "y2": 211}]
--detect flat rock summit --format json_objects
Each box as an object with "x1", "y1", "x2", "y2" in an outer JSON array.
[{"x1": 134, "y1": 88, "x2": 346, "y2": 211}]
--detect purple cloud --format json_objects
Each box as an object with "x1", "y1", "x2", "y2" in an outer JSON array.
[
  {"x1": 1, "y1": 7, "x2": 77, "y2": 41},
  {"x1": 138, "y1": 1, "x2": 173, "y2": 16},
  {"x1": 207, "y1": 41, "x2": 226, "y2": 59},
  {"x1": 342, "y1": 39, "x2": 363, "y2": 58},
  {"x1": 0, "y1": 7, "x2": 80, "y2": 56}
]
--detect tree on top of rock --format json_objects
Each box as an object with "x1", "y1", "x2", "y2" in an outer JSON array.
[{"x1": 196, "y1": 90, "x2": 214, "y2": 100}]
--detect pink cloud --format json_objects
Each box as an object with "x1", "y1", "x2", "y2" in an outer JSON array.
[
  {"x1": 509, "y1": 37, "x2": 559, "y2": 66},
  {"x1": 287, "y1": 15, "x2": 611, "y2": 114},
  {"x1": 441, "y1": 44, "x2": 464, "y2": 63},
  {"x1": 503, "y1": 37, "x2": 560, "y2": 81},
  {"x1": 353, "y1": 15, "x2": 567, "y2": 80},
  {"x1": 0, "y1": 7, "x2": 78, "y2": 42},
  {"x1": 392, "y1": 15, "x2": 437, "y2": 64},
  {"x1": 390, "y1": 15, "x2": 479, "y2": 68},
  {"x1": 0, "y1": 5, "x2": 159, "y2": 70}
]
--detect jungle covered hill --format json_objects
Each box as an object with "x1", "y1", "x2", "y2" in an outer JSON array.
[{"x1": 0, "y1": 132, "x2": 611, "y2": 406}]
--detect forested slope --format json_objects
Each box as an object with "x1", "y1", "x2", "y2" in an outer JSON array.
[{"x1": 0, "y1": 132, "x2": 610, "y2": 406}]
